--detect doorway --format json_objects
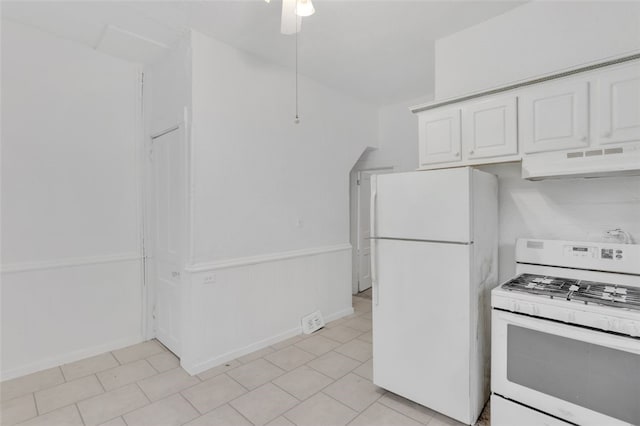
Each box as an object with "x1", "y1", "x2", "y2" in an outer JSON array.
[{"x1": 351, "y1": 167, "x2": 393, "y2": 294}]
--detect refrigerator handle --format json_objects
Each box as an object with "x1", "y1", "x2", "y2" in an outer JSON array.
[{"x1": 370, "y1": 176, "x2": 379, "y2": 306}]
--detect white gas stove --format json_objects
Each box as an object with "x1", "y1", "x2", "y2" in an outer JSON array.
[{"x1": 491, "y1": 239, "x2": 640, "y2": 426}]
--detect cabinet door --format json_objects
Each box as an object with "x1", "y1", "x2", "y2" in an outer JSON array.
[
  {"x1": 598, "y1": 63, "x2": 640, "y2": 145},
  {"x1": 519, "y1": 80, "x2": 590, "y2": 154},
  {"x1": 462, "y1": 95, "x2": 518, "y2": 160},
  {"x1": 418, "y1": 108, "x2": 461, "y2": 166}
]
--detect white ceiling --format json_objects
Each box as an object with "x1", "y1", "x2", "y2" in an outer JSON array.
[{"x1": 1, "y1": 1, "x2": 525, "y2": 105}]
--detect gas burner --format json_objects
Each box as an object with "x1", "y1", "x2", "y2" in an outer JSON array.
[
  {"x1": 501, "y1": 274, "x2": 574, "y2": 299},
  {"x1": 572, "y1": 281, "x2": 640, "y2": 310},
  {"x1": 501, "y1": 274, "x2": 640, "y2": 311}
]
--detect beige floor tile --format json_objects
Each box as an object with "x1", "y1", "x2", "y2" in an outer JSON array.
[
  {"x1": 334, "y1": 339, "x2": 372, "y2": 362},
  {"x1": 284, "y1": 392, "x2": 357, "y2": 426},
  {"x1": 34, "y1": 375, "x2": 103, "y2": 414},
  {"x1": 0, "y1": 368, "x2": 64, "y2": 402},
  {"x1": 97, "y1": 360, "x2": 157, "y2": 391},
  {"x1": 430, "y1": 413, "x2": 467, "y2": 426},
  {"x1": 272, "y1": 366, "x2": 333, "y2": 401},
  {"x1": 181, "y1": 373, "x2": 246, "y2": 414},
  {"x1": 270, "y1": 335, "x2": 306, "y2": 351},
  {"x1": 227, "y1": 359, "x2": 284, "y2": 390},
  {"x1": 352, "y1": 359, "x2": 373, "y2": 381},
  {"x1": 358, "y1": 330, "x2": 373, "y2": 343},
  {"x1": 323, "y1": 317, "x2": 347, "y2": 329},
  {"x1": 230, "y1": 383, "x2": 298, "y2": 426},
  {"x1": 111, "y1": 340, "x2": 165, "y2": 364},
  {"x1": 265, "y1": 416, "x2": 295, "y2": 426},
  {"x1": 353, "y1": 299, "x2": 372, "y2": 313},
  {"x1": 15, "y1": 404, "x2": 83, "y2": 426},
  {"x1": 97, "y1": 417, "x2": 127, "y2": 426},
  {"x1": 378, "y1": 392, "x2": 436, "y2": 424},
  {"x1": 360, "y1": 311, "x2": 373, "y2": 320},
  {"x1": 319, "y1": 325, "x2": 361, "y2": 343},
  {"x1": 350, "y1": 402, "x2": 423, "y2": 426},
  {"x1": 0, "y1": 393, "x2": 37, "y2": 425},
  {"x1": 294, "y1": 335, "x2": 340, "y2": 356},
  {"x1": 264, "y1": 346, "x2": 315, "y2": 371},
  {"x1": 123, "y1": 393, "x2": 198, "y2": 426},
  {"x1": 184, "y1": 404, "x2": 252, "y2": 426},
  {"x1": 146, "y1": 352, "x2": 179, "y2": 373},
  {"x1": 197, "y1": 360, "x2": 241, "y2": 381},
  {"x1": 306, "y1": 351, "x2": 360, "y2": 380},
  {"x1": 237, "y1": 347, "x2": 275, "y2": 364},
  {"x1": 323, "y1": 373, "x2": 385, "y2": 411},
  {"x1": 342, "y1": 317, "x2": 372, "y2": 332},
  {"x1": 77, "y1": 383, "x2": 149, "y2": 426},
  {"x1": 61, "y1": 353, "x2": 119, "y2": 382},
  {"x1": 137, "y1": 368, "x2": 200, "y2": 401}
]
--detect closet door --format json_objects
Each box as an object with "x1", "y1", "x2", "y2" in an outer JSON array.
[{"x1": 152, "y1": 126, "x2": 185, "y2": 356}]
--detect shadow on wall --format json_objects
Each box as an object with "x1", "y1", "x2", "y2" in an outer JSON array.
[{"x1": 478, "y1": 163, "x2": 640, "y2": 282}]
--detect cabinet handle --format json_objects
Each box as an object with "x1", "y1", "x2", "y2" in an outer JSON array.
[
  {"x1": 455, "y1": 152, "x2": 460, "y2": 157},
  {"x1": 603, "y1": 131, "x2": 612, "y2": 138},
  {"x1": 580, "y1": 136, "x2": 588, "y2": 142},
  {"x1": 469, "y1": 150, "x2": 474, "y2": 155}
]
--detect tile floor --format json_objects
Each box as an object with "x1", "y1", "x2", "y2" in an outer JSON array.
[{"x1": 0, "y1": 295, "x2": 489, "y2": 426}]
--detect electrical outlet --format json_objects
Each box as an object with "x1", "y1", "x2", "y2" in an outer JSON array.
[
  {"x1": 203, "y1": 274, "x2": 216, "y2": 284},
  {"x1": 301, "y1": 310, "x2": 325, "y2": 334}
]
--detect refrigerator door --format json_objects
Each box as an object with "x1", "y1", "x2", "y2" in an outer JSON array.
[
  {"x1": 373, "y1": 238, "x2": 473, "y2": 424},
  {"x1": 373, "y1": 168, "x2": 471, "y2": 243}
]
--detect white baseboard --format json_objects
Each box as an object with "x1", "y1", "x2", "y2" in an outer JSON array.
[
  {"x1": 181, "y1": 307, "x2": 355, "y2": 376},
  {"x1": 1, "y1": 334, "x2": 144, "y2": 382}
]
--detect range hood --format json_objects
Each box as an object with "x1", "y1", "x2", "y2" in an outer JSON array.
[{"x1": 522, "y1": 142, "x2": 640, "y2": 180}]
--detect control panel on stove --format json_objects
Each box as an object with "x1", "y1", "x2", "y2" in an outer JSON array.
[
  {"x1": 516, "y1": 239, "x2": 640, "y2": 275},
  {"x1": 564, "y1": 244, "x2": 625, "y2": 260}
]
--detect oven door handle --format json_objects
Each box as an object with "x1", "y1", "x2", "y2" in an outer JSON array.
[{"x1": 497, "y1": 310, "x2": 640, "y2": 355}]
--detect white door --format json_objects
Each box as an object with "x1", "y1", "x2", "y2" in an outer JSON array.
[
  {"x1": 151, "y1": 127, "x2": 185, "y2": 355},
  {"x1": 463, "y1": 95, "x2": 518, "y2": 160},
  {"x1": 372, "y1": 239, "x2": 473, "y2": 424},
  {"x1": 520, "y1": 80, "x2": 590, "y2": 153},
  {"x1": 598, "y1": 63, "x2": 640, "y2": 145},
  {"x1": 418, "y1": 107, "x2": 462, "y2": 166},
  {"x1": 356, "y1": 169, "x2": 391, "y2": 293},
  {"x1": 373, "y1": 168, "x2": 472, "y2": 243}
]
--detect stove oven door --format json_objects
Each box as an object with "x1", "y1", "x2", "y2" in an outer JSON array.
[{"x1": 492, "y1": 309, "x2": 640, "y2": 426}]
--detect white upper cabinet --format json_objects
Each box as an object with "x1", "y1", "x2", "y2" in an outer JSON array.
[
  {"x1": 418, "y1": 107, "x2": 461, "y2": 166},
  {"x1": 519, "y1": 80, "x2": 590, "y2": 154},
  {"x1": 597, "y1": 63, "x2": 640, "y2": 145},
  {"x1": 462, "y1": 95, "x2": 518, "y2": 160}
]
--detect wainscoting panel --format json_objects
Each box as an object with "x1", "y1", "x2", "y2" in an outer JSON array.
[{"x1": 180, "y1": 245, "x2": 353, "y2": 375}]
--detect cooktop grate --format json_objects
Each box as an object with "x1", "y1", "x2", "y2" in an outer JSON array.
[{"x1": 501, "y1": 274, "x2": 640, "y2": 311}]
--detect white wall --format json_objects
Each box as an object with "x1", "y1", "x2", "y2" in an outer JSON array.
[
  {"x1": 354, "y1": 95, "x2": 432, "y2": 173},
  {"x1": 189, "y1": 31, "x2": 377, "y2": 264},
  {"x1": 478, "y1": 164, "x2": 640, "y2": 282},
  {"x1": 435, "y1": 1, "x2": 640, "y2": 100},
  {"x1": 434, "y1": 2, "x2": 640, "y2": 282},
  {"x1": 176, "y1": 31, "x2": 377, "y2": 373},
  {"x1": 1, "y1": 20, "x2": 143, "y2": 380}
]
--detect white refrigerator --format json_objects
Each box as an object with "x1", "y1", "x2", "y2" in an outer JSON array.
[{"x1": 371, "y1": 167, "x2": 498, "y2": 425}]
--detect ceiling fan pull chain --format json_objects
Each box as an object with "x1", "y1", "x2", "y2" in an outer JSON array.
[{"x1": 294, "y1": 21, "x2": 300, "y2": 124}]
